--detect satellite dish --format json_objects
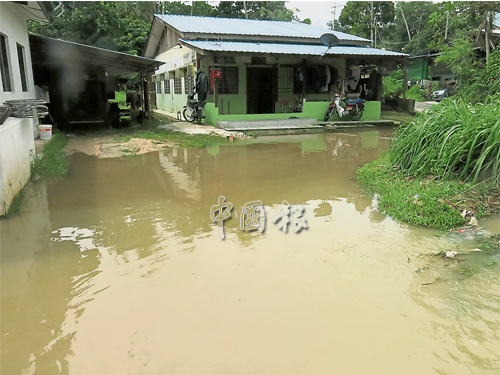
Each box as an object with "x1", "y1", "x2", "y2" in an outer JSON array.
[
  {"x1": 320, "y1": 33, "x2": 339, "y2": 56},
  {"x1": 320, "y1": 33, "x2": 339, "y2": 48}
]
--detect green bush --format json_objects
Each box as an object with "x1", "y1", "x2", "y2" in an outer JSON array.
[
  {"x1": 390, "y1": 96, "x2": 500, "y2": 183},
  {"x1": 405, "y1": 85, "x2": 425, "y2": 101},
  {"x1": 382, "y1": 69, "x2": 403, "y2": 98}
]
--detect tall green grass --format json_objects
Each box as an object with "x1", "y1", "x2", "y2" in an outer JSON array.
[
  {"x1": 391, "y1": 96, "x2": 500, "y2": 182},
  {"x1": 31, "y1": 133, "x2": 69, "y2": 176}
]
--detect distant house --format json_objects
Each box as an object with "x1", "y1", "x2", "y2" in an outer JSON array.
[
  {"x1": 0, "y1": 1, "x2": 53, "y2": 215},
  {"x1": 143, "y1": 15, "x2": 408, "y2": 124},
  {"x1": 409, "y1": 53, "x2": 455, "y2": 88}
]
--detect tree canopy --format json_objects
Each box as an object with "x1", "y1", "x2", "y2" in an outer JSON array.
[
  {"x1": 336, "y1": 1, "x2": 500, "y2": 56},
  {"x1": 29, "y1": 1, "x2": 301, "y2": 55}
]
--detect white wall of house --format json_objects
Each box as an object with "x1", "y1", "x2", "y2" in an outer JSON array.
[
  {"x1": 0, "y1": 117, "x2": 35, "y2": 215},
  {"x1": 0, "y1": 2, "x2": 38, "y2": 215},
  {"x1": 0, "y1": 2, "x2": 36, "y2": 103},
  {"x1": 153, "y1": 45, "x2": 195, "y2": 114}
]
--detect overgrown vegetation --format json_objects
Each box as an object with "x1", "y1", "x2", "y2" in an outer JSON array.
[
  {"x1": 357, "y1": 154, "x2": 499, "y2": 230},
  {"x1": 382, "y1": 69, "x2": 404, "y2": 98},
  {"x1": 118, "y1": 129, "x2": 231, "y2": 148},
  {"x1": 357, "y1": 94, "x2": 500, "y2": 229},
  {"x1": 31, "y1": 134, "x2": 69, "y2": 177},
  {"x1": 436, "y1": 41, "x2": 500, "y2": 103},
  {"x1": 405, "y1": 85, "x2": 425, "y2": 101},
  {"x1": 391, "y1": 96, "x2": 500, "y2": 182}
]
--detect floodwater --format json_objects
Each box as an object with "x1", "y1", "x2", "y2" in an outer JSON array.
[{"x1": 1, "y1": 129, "x2": 499, "y2": 375}]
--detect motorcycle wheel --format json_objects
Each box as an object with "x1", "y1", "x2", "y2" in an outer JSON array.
[
  {"x1": 349, "y1": 108, "x2": 363, "y2": 121},
  {"x1": 183, "y1": 108, "x2": 195, "y2": 122},
  {"x1": 323, "y1": 107, "x2": 334, "y2": 122}
]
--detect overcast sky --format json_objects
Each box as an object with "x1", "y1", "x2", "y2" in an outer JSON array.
[{"x1": 286, "y1": 1, "x2": 347, "y2": 30}]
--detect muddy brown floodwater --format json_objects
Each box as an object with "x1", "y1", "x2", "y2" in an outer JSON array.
[{"x1": 1, "y1": 129, "x2": 499, "y2": 375}]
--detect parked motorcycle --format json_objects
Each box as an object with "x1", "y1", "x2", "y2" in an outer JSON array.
[
  {"x1": 323, "y1": 94, "x2": 365, "y2": 122},
  {"x1": 183, "y1": 94, "x2": 205, "y2": 124}
]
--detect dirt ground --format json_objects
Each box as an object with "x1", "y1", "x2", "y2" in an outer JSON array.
[{"x1": 64, "y1": 134, "x2": 176, "y2": 158}]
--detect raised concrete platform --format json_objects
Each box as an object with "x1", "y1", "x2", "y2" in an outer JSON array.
[
  {"x1": 319, "y1": 119, "x2": 396, "y2": 126},
  {"x1": 217, "y1": 117, "x2": 321, "y2": 131}
]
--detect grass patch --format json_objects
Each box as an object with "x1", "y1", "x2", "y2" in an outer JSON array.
[
  {"x1": 356, "y1": 154, "x2": 499, "y2": 230},
  {"x1": 117, "y1": 129, "x2": 230, "y2": 148},
  {"x1": 31, "y1": 133, "x2": 69, "y2": 177},
  {"x1": 2, "y1": 185, "x2": 26, "y2": 217}
]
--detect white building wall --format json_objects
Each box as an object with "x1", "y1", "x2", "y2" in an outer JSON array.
[
  {"x1": 0, "y1": 2, "x2": 38, "y2": 215},
  {"x1": 0, "y1": 117, "x2": 35, "y2": 215},
  {"x1": 153, "y1": 46, "x2": 195, "y2": 113},
  {"x1": 0, "y1": 2, "x2": 36, "y2": 103}
]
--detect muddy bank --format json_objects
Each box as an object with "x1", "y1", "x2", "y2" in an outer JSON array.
[
  {"x1": 64, "y1": 134, "x2": 175, "y2": 158},
  {"x1": 63, "y1": 120, "x2": 248, "y2": 158}
]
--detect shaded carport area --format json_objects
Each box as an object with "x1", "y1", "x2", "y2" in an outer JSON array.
[{"x1": 29, "y1": 34, "x2": 162, "y2": 131}]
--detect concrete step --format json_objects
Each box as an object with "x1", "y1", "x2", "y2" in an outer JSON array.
[{"x1": 217, "y1": 117, "x2": 320, "y2": 131}]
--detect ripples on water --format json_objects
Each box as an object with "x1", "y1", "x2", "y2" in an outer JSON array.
[{"x1": 1, "y1": 130, "x2": 499, "y2": 374}]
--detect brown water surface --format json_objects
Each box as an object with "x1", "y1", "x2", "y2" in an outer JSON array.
[{"x1": 1, "y1": 129, "x2": 499, "y2": 374}]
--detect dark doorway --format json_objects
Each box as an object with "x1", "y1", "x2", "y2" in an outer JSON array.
[{"x1": 247, "y1": 67, "x2": 275, "y2": 114}]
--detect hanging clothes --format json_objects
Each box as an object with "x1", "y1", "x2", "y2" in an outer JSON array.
[
  {"x1": 347, "y1": 68, "x2": 361, "y2": 92},
  {"x1": 195, "y1": 70, "x2": 209, "y2": 102},
  {"x1": 325, "y1": 65, "x2": 331, "y2": 92}
]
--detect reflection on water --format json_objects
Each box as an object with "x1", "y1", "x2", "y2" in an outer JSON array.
[{"x1": 1, "y1": 129, "x2": 499, "y2": 375}]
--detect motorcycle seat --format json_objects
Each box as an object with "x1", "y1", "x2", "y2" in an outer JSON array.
[{"x1": 345, "y1": 98, "x2": 364, "y2": 104}]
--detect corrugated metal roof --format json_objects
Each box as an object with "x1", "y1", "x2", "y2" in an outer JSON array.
[
  {"x1": 29, "y1": 35, "x2": 162, "y2": 75},
  {"x1": 157, "y1": 14, "x2": 370, "y2": 42},
  {"x1": 180, "y1": 40, "x2": 408, "y2": 57}
]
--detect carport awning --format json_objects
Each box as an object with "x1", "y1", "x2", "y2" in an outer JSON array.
[
  {"x1": 29, "y1": 34, "x2": 162, "y2": 75},
  {"x1": 180, "y1": 39, "x2": 408, "y2": 60}
]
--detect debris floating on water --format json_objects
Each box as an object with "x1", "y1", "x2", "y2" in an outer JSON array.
[
  {"x1": 445, "y1": 251, "x2": 459, "y2": 259},
  {"x1": 468, "y1": 216, "x2": 479, "y2": 227}
]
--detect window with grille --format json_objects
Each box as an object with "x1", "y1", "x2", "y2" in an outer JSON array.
[
  {"x1": 174, "y1": 77, "x2": 182, "y2": 94},
  {"x1": 211, "y1": 67, "x2": 238, "y2": 95},
  {"x1": 155, "y1": 81, "x2": 162, "y2": 93},
  {"x1": 185, "y1": 75, "x2": 194, "y2": 95},
  {"x1": 164, "y1": 79, "x2": 170, "y2": 94}
]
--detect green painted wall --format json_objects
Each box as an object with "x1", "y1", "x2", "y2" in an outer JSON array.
[
  {"x1": 200, "y1": 58, "x2": 247, "y2": 115},
  {"x1": 361, "y1": 101, "x2": 381, "y2": 121},
  {"x1": 155, "y1": 48, "x2": 381, "y2": 122},
  {"x1": 302, "y1": 101, "x2": 330, "y2": 120},
  {"x1": 203, "y1": 101, "x2": 381, "y2": 124}
]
